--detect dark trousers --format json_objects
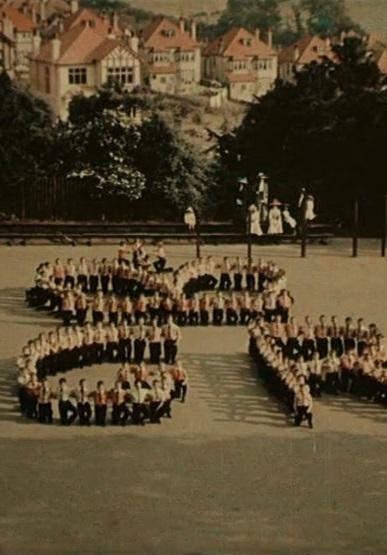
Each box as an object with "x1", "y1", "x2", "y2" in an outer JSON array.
[
  {"x1": 176, "y1": 311, "x2": 188, "y2": 326},
  {"x1": 62, "y1": 310, "x2": 73, "y2": 326},
  {"x1": 95, "y1": 405, "x2": 107, "y2": 426},
  {"x1": 112, "y1": 402, "x2": 130, "y2": 425},
  {"x1": 150, "y1": 401, "x2": 163, "y2": 423},
  {"x1": 326, "y1": 372, "x2": 339, "y2": 394},
  {"x1": 213, "y1": 308, "x2": 224, "y2": 325},
  {"x1": 77, "y1": 275, "x2": 88, "y2": 291},
  {"x1": 26, "y1": 395, "x2": 38, "y2": 419},
  {"x1": 226, "y1": 308, "x2": 238, "y2": 325},
  {"x1": 219, "y1": 273, "x2": 232, "y2": 291},
  {"x1": 309, "y1": 374, "x2": 322, "y2": 397},
  {"x1": 189, "y1": 310, "x2": 199, "y2": 326},
  {"x1": 109, "y1": 312, "x2": 119, "y2": 326},
  {"x1": 101, "y1": 275, "x2": 110, "y2": 294},
  {"x1": 164, "y1": 340, "x2": 178, "y2": 364},
  {"x1": 240, "y1": 308, "x2": 251, "y2": 326},
  {"x1": 38, "y1": 402, "x2": 53, "y2": 424},
  {"x1": 76, "y1": 309, "x2": 87, "y2": 326},
  {"x1": 200, "y1": 309, "x2": 209, "y2": 326},
  {"x1": 78, "y1": 402, "x2": 92, "y2": 425},
  {"x1": 92, "y1": 311, "x2": 104, "y2": 325},
  {"x1": 134, "y1": 339, "x2": 146, "y2": 364},
  {"x1": 316, "y1": 338, "x2": 329, "y2": 359},
  {"x1": 59, "y1": 400, "x2": 78, "y2": 425},
  {"x1": 107, "y1": 341, "x2": 119, "y2": 362},
  {"x1": 174, "y1": 380, "x2": 187, "y2": 402},
  {"x1": 132, "y1": 403, "x2": 148, "y2": 425},
  {"x1": 89, "y1": 276, "x2": 99, "y2": 293},
  {"x1": 64, "y1": 276, "x2": 75, "y2": 289},
  {"x1": 295, "y1": 406, "x2": 313, "y2": 427},
  {"x1": 149, "y1": 342, "x2": 161, "y2": 364},
  {"x1": 234, "y1": 273, "x2": 242, "y2": 291},
  {"x1": 246, "y1": 273, "x2": 255, "y2": 292},
  {"x1": 154, "y1": 257, "x2": 166, "y2": 272},
  {"x1": 118, "y1": 339, "x2": 132, "y2": 362}
]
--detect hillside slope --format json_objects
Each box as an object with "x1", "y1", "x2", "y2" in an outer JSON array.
[{"x1": 127, "y1": 0, "x2": 387, "y2": 36}]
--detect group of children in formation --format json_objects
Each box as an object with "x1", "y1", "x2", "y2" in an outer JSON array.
[
  {"x1": 16, "y1": 320, "x2": 188, "y2": 426},
  {"x1": 26, "y1": 246, "x2": 294, "y2": 329},
  {"x1": 249, "y1": 314, "x2": 387, "y2": 428}
]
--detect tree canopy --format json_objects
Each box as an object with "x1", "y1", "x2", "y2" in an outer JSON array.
[
  {"x1": 0, "y1": 72, "x2": 52, "y2": 216},
  {"x1": 218, "y1": 37, "x2": 387, "y2": 227}
]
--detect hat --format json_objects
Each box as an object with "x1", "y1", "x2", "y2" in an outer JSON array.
[
  {"x1": 270, "y1": 199, "x2": 282, "y2": 206},
  {"x1": 186, "y1": 207, "x2": 194, "y2": 213},
  {"x1": 248, "y1": 204, "x2": 257, "y2": 212},
  {"x1": 238, "y1": 177, "x2": 248, "y2": 184}
]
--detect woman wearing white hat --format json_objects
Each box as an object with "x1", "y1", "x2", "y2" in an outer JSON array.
[
  {"x1": 268, "y1": 199, "x2": 283, "y2": 235},
  {"x1": 247, "y1": 204, "x2": 263, "y2": 236}
]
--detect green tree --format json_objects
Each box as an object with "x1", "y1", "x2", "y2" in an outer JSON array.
[
  {"x1": 0, "y1": 72, "x2": 52, "y2": 217},
  {"x1": 220, "y1": 37, "x2": 387, "y2": 229},
  {"x1": 299, "y1": 0, "x2": 360, "y2": 37},
  {"x1": 216, "y1": 0, "x2": 283, "y2": 39},
  {"x1": 134, "y1": 114, "x2": 209, "y2": 219}
]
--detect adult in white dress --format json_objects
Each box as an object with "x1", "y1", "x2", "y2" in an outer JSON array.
[
  {"x1": 247, "y1": 204, "x2": 263, "y2": 236},
  {"x1": 184, "y1": 207, "x2": 197, "y2": 231},
  {"x1": 267, "y1": 199, "x2": 284, "y2": 235}
]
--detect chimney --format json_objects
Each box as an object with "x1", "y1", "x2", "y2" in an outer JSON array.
[
  {"x1": 129, "y1": 33, "x2": 139, "y2": 53},
  {"x1": 39, "y1": 0, "x2": 46, "y2": 22},
  {"x1": 255, "y1": 28, "x2": 260, "y2": 41},
  {"x1": 111, "y1": 11, "x2": 119, "y2": 31},
  {"x1": 190, "y1": 19, "x2": 196, "y2": 41},
  {"x1": 70, "y1": 0, "x2": 79, "y2": 14},
  {"x1": 179, "y1": 16, "x2": 184, "y2": 34},
  {"x1": 51, "y1": 35, "x2": 61, "y2": 61},
  {"x1": 1, "y1": 15, "x2": 14, "y2": 39},
  {"x1": 31, "y1": 4, "x2": 37, "y2": 23},
  {"x1": 293, "y1": 44, "x2": 300, "y2": 62},
  {"x1": 32, "y1": 31, "x2": 41, "y2": 56},
  {"x1": 267, "y1": 27, "x2": 273, "y2": 49}
]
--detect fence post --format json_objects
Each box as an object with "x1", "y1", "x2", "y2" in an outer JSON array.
[
  {"x1": 352, "y1": 197, "x2": 359, "y2": 258},
  {"x1": 247, "y1": 208, "x2": 252, "y2": 265},
  {"x1": 195, "y1": 212, "x2": 201, "y2": 259},
  {"x1": 382, "y1": 194, "x2": 387, "y2": 258}
]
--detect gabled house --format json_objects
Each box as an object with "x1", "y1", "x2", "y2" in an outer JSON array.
[
  {"x1": 278, "y1": 35, "x2": 333, "y2": 83},
  {"x1": 0, "y1": 2, "x2": 35, "y2": 79},
  {"x1": 140, "y1": 17, "x2": 201, "y2": 95},
  {"x1": 202, "y1": 27, "x2": 277, "y2": 102},
  {"x1": 30, "y1": 20, "x2": 140, "y2": 119}
]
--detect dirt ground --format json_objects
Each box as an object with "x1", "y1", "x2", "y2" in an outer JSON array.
[{"x1": 0, "y1": 241, "x2": 386, "y2": 555}]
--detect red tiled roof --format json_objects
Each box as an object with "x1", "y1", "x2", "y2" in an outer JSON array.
[
  {"x1": 141, "y1": 17, "x2": 198, "y2": 52},
  {"x1": 376, "y1": 49, "x2": 387, "y2": 74},
  {"x1": 0, "y1": 3, "x2": 35, "y2": 32},
  {"x1": 278, "y1": 35, "x2": 333, "y2": 65},
  {"x1": 203, "y1": 27, "x2": 275, "y2": 59},
  {"x1": 63, "y1": 7, "x2": 114, "y2": 36},
  {"x1": 33, "y1": 23, "x2": 136, "y2": 64}
]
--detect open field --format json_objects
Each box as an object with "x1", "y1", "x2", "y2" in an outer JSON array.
[
  {"x1": 128, "y1": 0, "x2": 387, "y2": 36},
  {"x1": 0, "y1": 241, "x2": 386, "y2": 554}
]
